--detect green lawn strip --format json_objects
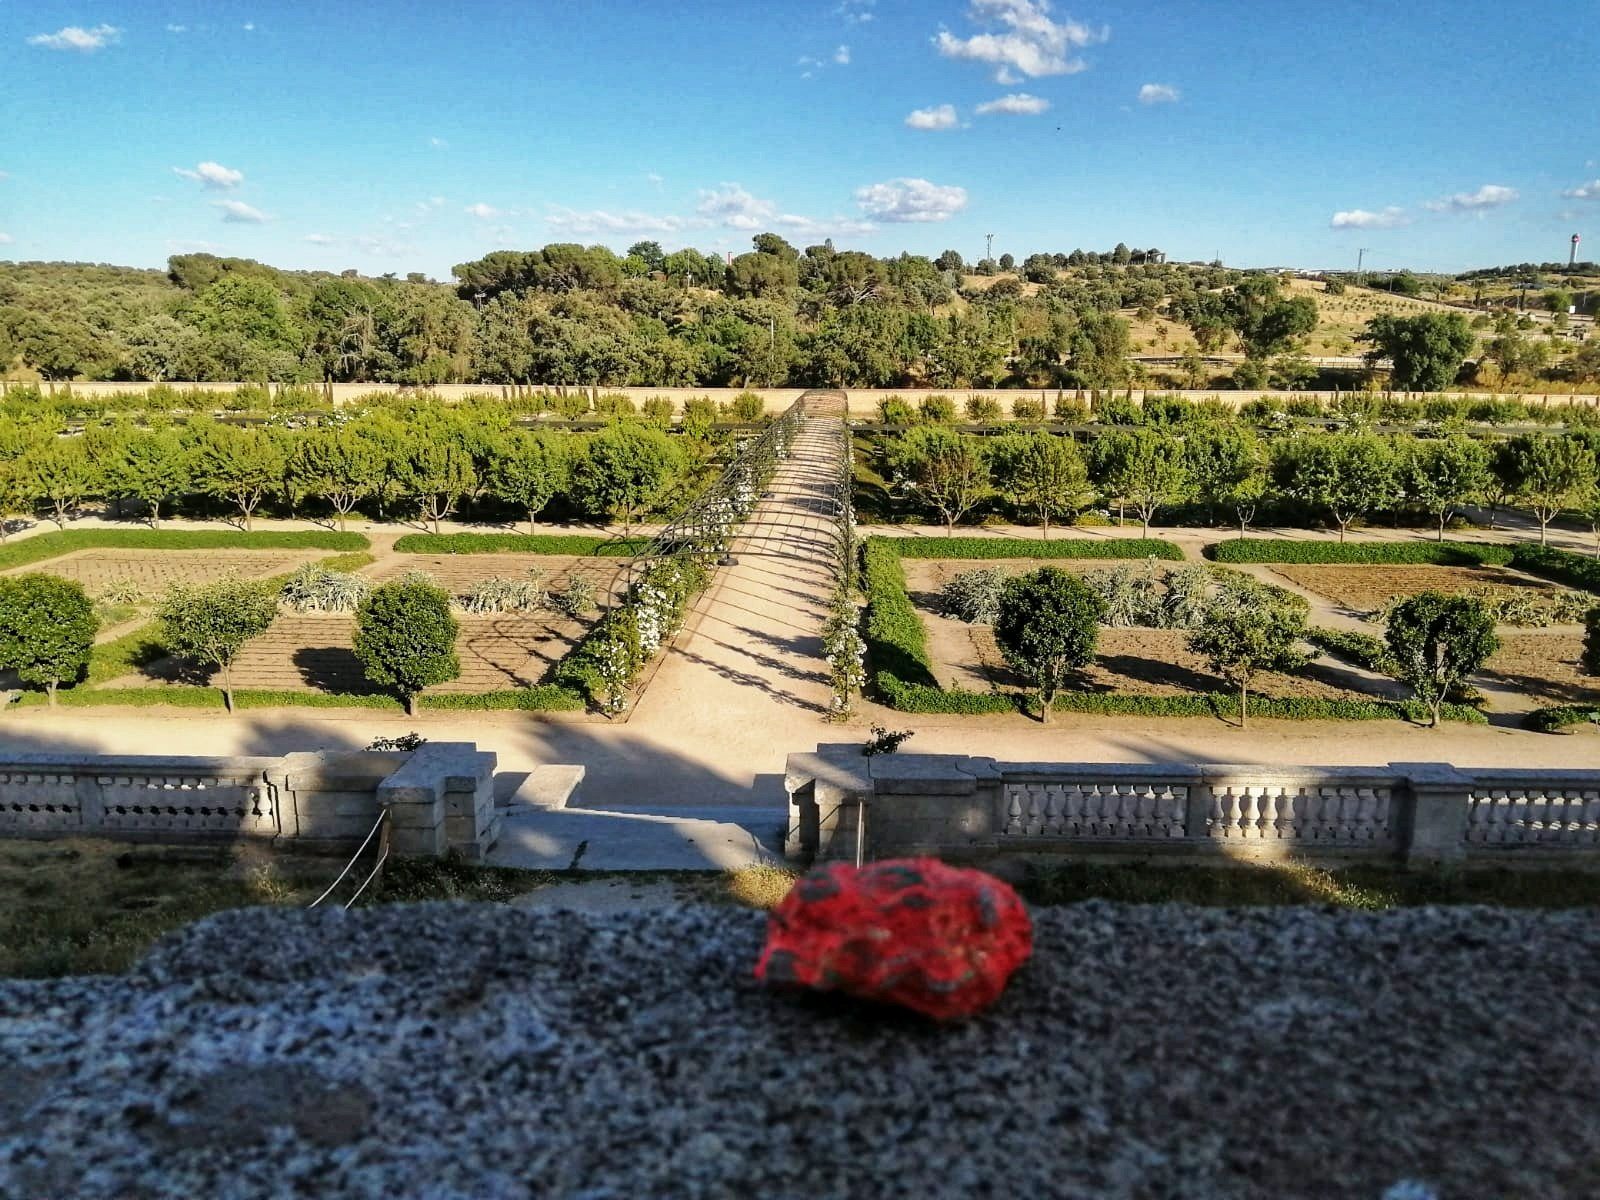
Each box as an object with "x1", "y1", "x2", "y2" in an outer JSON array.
[
  {"x1": 1507, "y1": 544, "x2": 1600, "y2": 593},
  {"x1": 893, "y1": 536, "x2": 1183, "y2": 561},
  {"x1": 1049, "y1": 692, "x2": 1486, "y2": 723},
  {"x1": 392, "y1": 532, "x2": 648, "y2": 556},
  {"x1": 0, "y1": 528, "x2": 368, "y2": 572},
  {"x1": 1208, "y1": 538, "x2": 1513, "y2": 565},
  {"x1": 16, "y1": 684, "x2": 584, "y2": 712}
]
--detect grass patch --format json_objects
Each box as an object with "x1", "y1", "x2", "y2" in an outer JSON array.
[
  {"x1": 0, "y1": 528, "x2": 368, "y2": 572},
  {"x1": 0, "y1": 839, "x2": 335, "y2": 978},
  {"x1": 1208, "y1": 538, "x2": 1513, "y2": 566},
  {"x1": 392, "y1": 532, "x2": 647, "y2": 556},
  {"x1": 1016, "y1": 860, "x2": 1600, "y2": 909},
  {"x1": 894, "y1": 536, "x2": 1183, "y2": 561}
]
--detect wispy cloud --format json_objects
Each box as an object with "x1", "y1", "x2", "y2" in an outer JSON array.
[
  {"x1": 934, "y1": 0, "x2": 1106, "y2": 82},
  {"x1": 464, "y1": 202, "x2": 503, "y2": 219},
  {"x1": 166, "y1": 24, "x2": 188, "y2": 34},
  {"x1": 304, "y1": 233, "x2": 337, "y2": 245},
  {"x1": 1330, "y1": 207, "x2": 1410, "y2": 230},
  {"x1": 27, "y1": 24, "x2": 121, "y2": 52},
  {"x1": 1137, "y1": 82, "x2": 1179, "y2": 105},
  {"x1": 855, "y1": 178, "x2": 968, "y2": 223},
  {"x1": 837, "y1": 0, "x2": 875, "y2": 24},
  {"x1": 0, "y1": 233, "x2": 13, "y2": 246},
  {"x1": 173, "y1": 161, "x2": 244, "y2": 189},
  {"x1": 429, "y1": 136, "x2": 448, "y2": 149},
  {"x1": 976, "y1": 92, "x2": 1049, "y2": 115},
  {"x1": 834, "y1": 44, "x2": 851, "y2": 65},
  {"x1": 1424, "y1": 184, "x2": 1518, "y2": 213},
  {"x1": 905, "y1": 104, "x2": 960, "y2": 130},
  {"x1": 215, "y1": 199, "x2": 268, "y2": 223},
  {"x1": 1562, "y1": 180, "x2": 1600, "y2": 201},
  {"x1": 242, "y1": 22, "x2": 256, "y2": 32},
  {"x1": 546, "y1": 207, "x2": 691, "y2": 235}
]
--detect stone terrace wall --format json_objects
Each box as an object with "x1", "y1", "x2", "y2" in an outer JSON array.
[
  {"x1": 0, "y1": 742, "x2": 497, "y2": 859},
  {"x1": 786, "y1": 746, "x2": 1600, "y2": 868}
]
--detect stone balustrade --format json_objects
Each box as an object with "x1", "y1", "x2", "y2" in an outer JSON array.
[
  {"x1": 785, "y1": 747, "x2": 1600, "y2": 868},
  {"x1": 0, "y1": 742, "x2": 497, "y2": 859}
]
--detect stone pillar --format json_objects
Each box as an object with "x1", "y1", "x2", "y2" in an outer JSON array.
[
  {"x1": 784, "y1": 745, "x2": 872, "y2": 862},
  {"x1": 1394, "y1": 763, "x2": 1472, "y2": 867},
  {"x1": 376, "y1": 743, "x2": 497, "y2": 860}
]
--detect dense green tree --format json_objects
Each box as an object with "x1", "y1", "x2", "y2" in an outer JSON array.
[
  {"x1": 157, "y1": 578, "x2": 279, "y2": 712},
  {"x1": 1506, "y1": 434, "x2": 1596, "y2": 543},
  {"x1": 1384, "y1": 591, "x2": 1498, "y2": 728},
  {"x1": 353, "y1": 577, "x2": 460, "y2": 716},
  {"x1": 1360, "y1": 313, "x2": 1476, "y2": 391},
  {"x1": 0, "y1": 574, "x2": 97, "y2": 704},
  {"x1": 1187, "y1": 586, "x2": 1308, "y2": 727},
  {"x1": 487, "y1": 429, "x2": 569, "y2": 532},
  {"x1": 195, "y1": 424, "x2": 285, "y2": 530},
  {"x1": 993, "y1": 567, "x2": 1104, "y2": 722},
  {"x1": 113, "y1": 428, "x2": 192, "y2": 528},
  {"x1": 1185, "y1": 424, "x2": 1266, "y2": 531},
  {"x1": 1090, "y1": 428, "x2": 1188, "y2": 536},
  {"x1": 1402, "y1": 435, "x2": 1490, "y2": 540},
  {"x1": 21, "y1": 437, "x2": 96, "y2": 528},
  {"x1": 570, "y1": 423, "x2": 686, "y2": 532},
  {"x1": 402, "y1": 438, "x2": 478, "y2": 534},
  {"x1": 989, "y1": 432, "x2": 1089, "y2": 538},
  {"x1": 885, "y1": 426, "x2": 991, "y2": 534},
  {"x1": 289, "y1": 426, "x2": 384, "y2": 530},
  {"x1": 1279, "y1": 433, "x2": 1396, "y2": 541}
]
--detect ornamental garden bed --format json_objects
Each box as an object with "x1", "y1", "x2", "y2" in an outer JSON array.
[{"x1": 1264, "y1": 564, "x2": 1558, "y2": 616}]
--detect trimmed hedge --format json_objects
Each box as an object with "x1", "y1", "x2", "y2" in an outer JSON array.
[
  {"x1": 0, "y1": 529, "x2": 369, "y2": 572},
  {"x1": 862, "y1": 537, "x2": 942, "y2": 697},
  {"x1": 1524, "y1": 704, "x2": 1600, "y2": 733},
  {"x1": 392, "y1": 533, "x2": 645, "y2": 556},
  {"x1": 1050, "y1": 692, "x2": 1486, "y2": 724},
  {"x1": 894, "y1": 536, "x2": 1184, "y2": 561},
  {"x1": 1508, "y1": 544, "x2": 1600, "y2": 594},
  {"x1": 17, "y1": 684, "x2": 584, "y2": 712},
  {"x1": 1208, "y1": 539, "x2": 1513, "y2": 566},
  {"x1": 1305, "y1": 626, "x2": 1395, "y2": 673}
]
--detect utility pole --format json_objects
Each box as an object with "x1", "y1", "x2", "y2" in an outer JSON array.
[
  {"x1": 985, "y1": 233, "x2": 994, "y2": 263},
  {"x1": 1355, "y1": 248, "x2": 1368, "y2": 286}
]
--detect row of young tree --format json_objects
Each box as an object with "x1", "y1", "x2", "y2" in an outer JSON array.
[
  {"x1": 0, "y1": 571, "x2": 461, "y2": 714},
  {"x1": 881, "y1": 425, "x2": 1600, "y2": 543},
  {"x1": 990, "y1": 567, "x2": 1506, "y2": 729},
  {"x1": 0, "y1": 407, "x2": 696, "y2": 535}
]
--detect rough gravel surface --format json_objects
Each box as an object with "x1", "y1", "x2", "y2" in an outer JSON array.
[{"x1": 2, "y1": 901, "x2": 1597, "y2": 1199}]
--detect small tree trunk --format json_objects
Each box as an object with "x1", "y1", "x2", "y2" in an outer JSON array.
[
  {"x1": 338, "y1": 508, "x2": 348, "y2": 532},
  {"x1": 1239, "y1": 680, "x2": 1249, "y2": 729},
  {"x1": 46, "y1": 680, "x2": 57, "y2": 707},
  {"x1": 244, "y1": 507, "x2": 253, "y2": 532},
  {"x1": 1438, "y1": 512, "x2": 1447, "y2": 542},
  {"x1": 1429, "y1": 695, "x2": 1442, "y2": 729},
  {"x1": 406, "y1": 693, "x2": 419, "y2": 717},
  {"x1": 151, "y1": 500, "x2": 162, "y2": 530},
  {"x1": 222, "y1": 664, "x2": 234, "y2": 713},
  {"x1": 1540, "y1": 519, "x2": 1548, "y2": 546},
  {"x1": 528, "y1": 509, "x2": 537, "y2": 536},
  {"x1": 1238, "y1": 514, "x2": 1247, "y2": 539},
  {"x1": 1039, "y1": 687, "x2": 1052, "y2": 724}
]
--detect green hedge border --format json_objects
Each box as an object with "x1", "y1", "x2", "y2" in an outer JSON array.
[
  {"x1": 861, "y1": 536, "x2": 1483, "y2": 723},
  {"x1": 1524, "y1": 704, "x2": 1600, "y2": 733},
  {"x1": 1507, "y1": 544, "x2": 1600, "y2": 594},
  {"x1": 0, "y1": 529, "x2": 370, "y2": 573},
  {"x1": 893, "y1": 536, "x2": 1184, "y2": 561},
  {"x1": 1207, "y1": 539, "x2": 1513, "y2": 566},
  {"x1": 16, "y1": 684, "x2": 584, "y2": 712},
  {"x1": 392, "y1": 532, "x2": 646, "y2": 556}
]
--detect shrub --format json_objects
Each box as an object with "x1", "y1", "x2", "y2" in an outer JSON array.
[
  {"x1": 641, "y1": 396, "x2": 675, "y2": 428},
  {"x1": 877, "y1": 396, "x2": 915, "y2": 424},
  {"x1": 1458, "y1": 585, "x2": 1591, "y2": 627},
  {"x1": 1051, "y1": 693, "x2": 1485, "y2": 724},
  {"x1": 549, "y1": 576, "x2": 598, "y2": 617},
  {"x1": 353, "y1": 577, "x2": 461, "y2": 715},
  {"x1": 919, "y1": 394, "x2": 957, "y2": 424},
  {"x1": 964, "y1": 395, "x2": 1003, "y2": 423},
  {"x1": 940, "y1": 567, "x2": 1006, "y2": 624},
  {"x1": 1384, "y1": 591, "x2": 1499, "y2": 728},
  {"x1": 0, "y1": 574, "x2": 98, "y2": 703},
  {"x1": 391, "y1": 533, "x2": 640, "y2": 556},
  {"x1": 280, "y1": 564, "x2": 371, "y2": 613},
  {"x1": 1508, "y1": 544, "x2": 1600, "y2": 594},
  {"x1": 861, "y1": 537, "x2": 941, "y2": 694},
  {"x1": 157, "y1": 577, "x2": 279, "y2": 712},
  {"x1": 725, "y1": 391, "x2": 766, "y2": 422},
  {"x1": 1208, "y1": 539, "x2": 1512, "y2": 566},
  {"x1": 1307, "y1": 626, "x2": 1396, "y2": 673},
  {"x1": 994, "y1": 567, "x2": 1105, "y2": 720},
  {"x1": 1011, "y1": 396, "x2": 1046, "y2": 422},
  {"x1": 1584, "y1": 608, "x2": 1600, "y2": 676},
  {"x1": 459, "y1": 573, "x2": 547, "y2": 614},
  {"x1": 1525, "y1": 704, "x2": 1600, "y2": 733}
]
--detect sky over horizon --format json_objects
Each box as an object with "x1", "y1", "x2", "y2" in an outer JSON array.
[{"x1": 2, "y1": 0, "x2": 1596, "y2": 279}]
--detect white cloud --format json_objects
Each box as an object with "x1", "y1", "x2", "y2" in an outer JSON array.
[
  {"x1": 429, "y1": 136, "x2": 448, "y2": 149},
  {"x1": 773, "y1": 213, "x2": 877, "y2": 239},
  {"x1": 1424, "y1": 184, "x2": 1518, "y2": 213},
  {"x1": 173, "y1": 161, "x2": 244, "y2": 189},
  {"x1": 837, "y1": 0, "x2": 876, "y2": 23},
  {"x1": 1562, "y1": 180, "x2": 1600, "y2": 201},
  {"x1": 934, "y1": 0, "x2": 1106, "y2": 81},
  {"x1": 243, "y1": 22, "x2": 256, "y2": 32},
  {"x1": 166, "y1": 24, "x2": 188, "y2": 34},
  {"x1": 304, "y1": 233, "x2": 337, "y2": 245},
  {"x1": 215, "y1": 199, "x2": 268, "y2": 223},
  {"x1": 0, "y1": 172, "x2": 9, "y2": 183},
  {"x1": 697, "y1": 183, "x2": 777, "y2": 230},
  {"x1": 1330, "y1": 207, "x2": 1410, "y2": 230},
  {"x1": 855, "y1": 178, "x2": 968, "y2": 223},
  {"x1": 1137, "y1": 83, "x2": 1179, "y2": 105},
  {"x1": 646, "y1": 172, "x2": 664, "y2": 186},
  {"x1": 166, "y1": 239, "x2": 223, "y2": 254},
  {"x1": 27, "y1": 24, "x2": 121, "y2": 52},
  {"x1": 976, "y1": 92, "x2": 1049, "y2": 115},
  {"x1": 0, "y1": 233, "x2": 13, "y2": 246},
  {"x1": 905, "y1": 104, "x2": 960, "y2": 130},
  {"x1": 834, "y1": 44, "x2": 851, "y2": 64},
  {"x1": 546, "y1": 207, "x2": 691, "y2": 235},
  {"x1": 464, "y1": 202, "x2": 502, "y2": 219}
]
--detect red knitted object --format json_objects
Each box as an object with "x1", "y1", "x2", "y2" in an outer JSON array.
[{"x1": 755, "y1": 858, "x2": 1033, "y2": 1020}]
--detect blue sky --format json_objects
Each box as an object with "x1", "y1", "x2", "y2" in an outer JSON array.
[{"x1": 2, "y1": 0, "x2": 1596, "y2": 278}]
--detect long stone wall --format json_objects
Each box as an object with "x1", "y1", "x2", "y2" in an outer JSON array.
[
  {"x1": 786, "y1": 746, "x2": 1600, "y2": 868},
  {"x1": 0, "y1": 742, "x2": 498, "y2": 859}
]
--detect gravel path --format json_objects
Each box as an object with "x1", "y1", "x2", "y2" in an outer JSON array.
[{"x1": 2, "y1": 900, "x2": 1595, "y2": 1198}]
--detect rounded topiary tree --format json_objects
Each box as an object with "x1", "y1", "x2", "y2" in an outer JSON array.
[
  {"x1": 1583, "y1": 607, "x2": 1600, "y2": 677},
  {"x1": 1384, "y1": 590, "x2": 1499, "y2": 728},
  {"x1": 157, "y1": 578, "x2": 278, "y2": 712},
  {"x1": 0, "y1": 573, "x2": 98, "y2": 705},
  {"x1": 993, "y1": 567, "x2": 1105, "y2": 722},
  {"x1": 353, "y1": 577, "x2": 460, "y2": 716}
]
